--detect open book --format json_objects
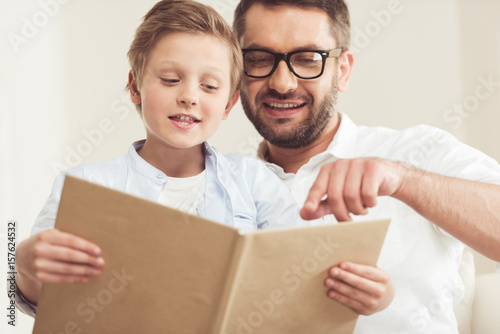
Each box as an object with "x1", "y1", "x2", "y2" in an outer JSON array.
[{"x1": 33, "y1": 175, "x2": 390, "y2": 334}]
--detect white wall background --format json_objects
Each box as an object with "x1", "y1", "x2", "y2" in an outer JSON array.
[{"x1": 1, "y1": 0, "x2": 499, "y2": 332}]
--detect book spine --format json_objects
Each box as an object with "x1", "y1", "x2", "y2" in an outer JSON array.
[{"x1": 211, "y1": 233, "x2": 253, "y2": 334}]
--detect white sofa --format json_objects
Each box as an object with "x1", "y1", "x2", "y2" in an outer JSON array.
[
  {"x1": 455, "y1": 249, "x2": 500, "y2": 334},
  {"x1": 471, "y1": 273, "x2": 500, "y2": 333}
]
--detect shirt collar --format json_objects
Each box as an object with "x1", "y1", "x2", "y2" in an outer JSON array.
[
  {"x1": 322, "y1": 113, "x2": 359, "y2": 159},
  {"x1": 126, "y1": 140, "x2": 166, "y2": 183},
  {"x1": 126, "y1": 140, "x2": 215, "y2": 183},
  {"x1": 257, "y1": 141, "x2": 283, "y2": 175},
  {"x1": 257, "y1": 113, "x2": 360, "y2": 168},
  {"x1": 202, "y1": 141, "x2": 215, "y2": 156}
]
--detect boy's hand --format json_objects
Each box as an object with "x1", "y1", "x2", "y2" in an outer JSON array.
[
  {"x1": 18, "y1": 228, "x2": 104, "y2": 284},
  {"x1": 16, "y1": 229, "x2": 104, "y2": 304},
  {"x1": 324, "y1": 261, "x2": 394, "y2": 315}
]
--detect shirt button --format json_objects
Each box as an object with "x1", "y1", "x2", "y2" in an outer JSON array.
[{"x1": 156, "y1": 173, "x2": 165, "y2": 179}]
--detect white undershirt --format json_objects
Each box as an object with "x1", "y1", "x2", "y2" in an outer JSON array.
[{"x1": 157, "y1": 171, "x2": 206, "y2": 216}]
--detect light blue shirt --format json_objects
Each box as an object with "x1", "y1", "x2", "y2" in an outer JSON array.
[
  {"x1": 32, "y1": 140, "x2": 305, "y2": 235},
  {"x1": 18, "y1": 140, "x2": 306, "y2": 316}
]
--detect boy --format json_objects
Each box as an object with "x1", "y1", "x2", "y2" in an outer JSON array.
[{"x1": 14, "y1": 0, "x2": 393, "y2": 320}]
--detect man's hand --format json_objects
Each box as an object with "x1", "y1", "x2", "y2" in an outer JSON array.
[
  {"x1": 16, "y1": 229, "x2": 104, "y2": 304},
  {"x1": 300, "y1": 158, "x2": 406, "y2": 221},
  {"x1": 325, "y1": 262, "x2": 394, "y2": 315}
]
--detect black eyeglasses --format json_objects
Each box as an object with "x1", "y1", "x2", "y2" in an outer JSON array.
[{"x1": 242, "y1": 48, "x2": 343, "y2": 79}]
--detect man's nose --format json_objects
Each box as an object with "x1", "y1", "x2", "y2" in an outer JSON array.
[{"x1": 268, "y1": 60, "x2": 298, "y2": 94}]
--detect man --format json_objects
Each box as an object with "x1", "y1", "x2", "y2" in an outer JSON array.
[{"x1": 233, "y1": 0, "x2": 500, "y2": 332}]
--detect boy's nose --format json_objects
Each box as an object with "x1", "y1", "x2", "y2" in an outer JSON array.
[
  {"x1": 268, "y1": 60, "x2": 298, "y2": 94},
  {"x1": 177, "y1": 94, "x2": 198, "y2": 106}
]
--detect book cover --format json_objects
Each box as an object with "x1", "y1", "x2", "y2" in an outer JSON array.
[{"x1": 32, "y1": 176, "x2": 390, "y2": 334}]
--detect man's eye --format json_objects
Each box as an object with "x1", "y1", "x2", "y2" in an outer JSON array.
[
  {"x1": 293, "y1": 54, "x2": 322, "y2": 67},
  {"x1": 247, "y1": 57, "x2": 272, "y2": 67},
  {"x1": 295, "y1": 57, "x2": 316, "y2": 63}
]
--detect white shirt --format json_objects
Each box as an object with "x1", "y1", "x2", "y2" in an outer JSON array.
[
  {"x1": 259, "y1": 113, "x2": 500, "y2": 334},
  {"x1": 158, "y1": 171, "x2": 206, "y2": 216}
]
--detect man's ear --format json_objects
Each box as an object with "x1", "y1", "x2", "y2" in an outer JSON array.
[
  {"x1": 337, "y1": 50, "x2": 354, "y2": 92},
  {"x1": 128, "y1": 71, "x2": 141, "y2": 105},
  {"x1": 222, "y1": 90, "x2": 240, "y2": 120}
]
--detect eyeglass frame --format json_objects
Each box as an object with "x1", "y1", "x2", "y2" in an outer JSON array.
[{"x1": 241, "y1": 48, "x2": 343, "y2": 80}]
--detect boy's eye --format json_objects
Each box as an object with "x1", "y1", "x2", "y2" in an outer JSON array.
[
  {"x1": 160, "y1": 78, "x2": 180, "y2": 84},
  {"x1": 202, "y1": 83, "x2": 219, "y2": 91}
]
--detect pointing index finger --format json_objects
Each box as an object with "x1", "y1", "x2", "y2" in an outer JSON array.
[{"x1": 301, "y1": 166, "x2": 331, "y2": 218}]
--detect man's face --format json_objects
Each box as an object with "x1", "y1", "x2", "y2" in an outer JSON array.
[{"x1": 239, "y1": 4, "x2": 340, "y2": 149}]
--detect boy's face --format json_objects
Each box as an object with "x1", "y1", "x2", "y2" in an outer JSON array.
[{"x1": 131, "y1": 32, "x2": 238, "y2": 150}]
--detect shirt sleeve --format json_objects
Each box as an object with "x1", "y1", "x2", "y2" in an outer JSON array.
[
  {"x1": 14, "y1": 171, "x2": 69, "y2": 316},
  {"x1": 407, "y1": 125, "x2": 500, "y2": 185},
  {"x1": 30, "y1": 171, "x2": 68, "y2": 237},
  {"x1": 245, "y1": 157, "x2": 308, "y2": 230},
  {"x1": 12, "y1": 281, "x2": 37, "y2": 317},
  {"x1": 406, "y1": 126, "x2": 500, "y2": 270}
]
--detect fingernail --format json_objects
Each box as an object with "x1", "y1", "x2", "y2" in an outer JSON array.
[
  {"x1": 79, "y1": 276, "x2": 89, "y2": 283},
  {"x1": 327, "y1": 279, "x2": 335, "y2": 288},
  {"x1": 340, "y1": 263, "x2": 348, "y2": 270},
  {"x1": 329, "y1": 291, "x2": 336, "y2": 298},
  {"x1": 91, "y1": 269, "x2": 101, "y2": 276},
  {"x1": 331, "y1": 268, "x2": 339, "y2": 276},
  {"x1": 95, "y1": 257, "x2": 105, "y2": 266}
]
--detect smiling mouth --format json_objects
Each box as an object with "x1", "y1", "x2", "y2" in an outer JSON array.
[
  {"x1": 168, "y1": 115, "x2": 201, "y2": 125},
  {"x1": 265, "y1": 102, "x2": 306, "y2": 111}
]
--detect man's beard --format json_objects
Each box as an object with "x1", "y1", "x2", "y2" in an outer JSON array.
[{"x1": 240, "y1": 75, "x2": 338, "y2": 149}]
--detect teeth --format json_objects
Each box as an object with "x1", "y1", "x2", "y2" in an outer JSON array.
[
  {"x1": 171, "y1": 115, "x2": 199, "y2": 122},
  {"x1": 268, "y1": 103, "x2": 300, "y2": 109}
]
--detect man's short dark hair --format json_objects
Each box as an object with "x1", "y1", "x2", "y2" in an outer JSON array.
[{"x1": 233, "y1": 0, "x2": 351, "y2": 49}]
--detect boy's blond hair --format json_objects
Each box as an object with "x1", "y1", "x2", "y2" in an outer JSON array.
[{"x1": 127, "y1": 0, "x2": 243, "y2": 114}]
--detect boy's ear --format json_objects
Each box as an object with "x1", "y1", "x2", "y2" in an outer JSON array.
[
  {"x1": 222, "y1": 90, "x2": 240, "y2": 120},
  {"x1": 128, "y1": 71, "x2": 141, "y2": 105}
]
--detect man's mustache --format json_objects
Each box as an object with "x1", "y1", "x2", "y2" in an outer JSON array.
[{"x1": 255, "y1": 90, "x2": 312, "y2": 104}]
